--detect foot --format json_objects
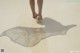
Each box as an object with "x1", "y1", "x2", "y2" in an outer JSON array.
[
  {"x1": 33, "y1": 13, "x2": 38, "y2": 19},
  {"x1": 37, "y1": 14, "x2": 43, "y2": 20}
]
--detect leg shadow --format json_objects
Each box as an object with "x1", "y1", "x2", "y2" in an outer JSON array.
[{"x1": 37, "y1": 17, "x2": 77, "y2": 37}]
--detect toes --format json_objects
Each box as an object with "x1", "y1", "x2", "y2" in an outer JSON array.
[{"x1": 37, "y1": 15, "x2": 43, "y2": 20}]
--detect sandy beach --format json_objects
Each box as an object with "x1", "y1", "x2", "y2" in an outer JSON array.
[{"x1": 0, "y1": 0, "x2": 80, "y2": 53}]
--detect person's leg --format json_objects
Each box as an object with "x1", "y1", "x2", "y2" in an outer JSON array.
[
  {"x1": 29, "y1": 0, "x2": 37, "y2": 18},
  {"x1": 37, "y1": 0, "x2": 43, "y2": 20}
]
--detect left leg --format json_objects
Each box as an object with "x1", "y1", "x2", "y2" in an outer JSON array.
[{"x1": 29, "y1": 0, "x2": 37, "y2": 18}]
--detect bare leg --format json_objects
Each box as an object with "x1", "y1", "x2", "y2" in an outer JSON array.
[
  {"x1": 29, "y1": 0, "x2": 37, "y2": 18},
  {"x1": 37, "y1": 0, "x2": 43, "y2": 20}
]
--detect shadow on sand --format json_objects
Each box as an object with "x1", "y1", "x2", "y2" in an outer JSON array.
[
  {"x1": 0, "y1": 17, "x2": 77, "y2": 47},
  {"x1": 37, "y1": 17, "x2": 77, "y2": 36}
]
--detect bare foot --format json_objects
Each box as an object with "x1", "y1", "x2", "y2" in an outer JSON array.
[
  {"x1": 37, "y1": 14, "x2": 43, "y2": 20},
  {"x1": 33, "y1": 13, "x2": 38, "y2": 19}
]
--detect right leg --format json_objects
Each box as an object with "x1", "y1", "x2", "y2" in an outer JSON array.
[
  {"x1": 29, "y1": 0, "x2": 37, "y2": 18},
  {"x1": 37, "y1": 0, "x2": 43, "y2": 20}
]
